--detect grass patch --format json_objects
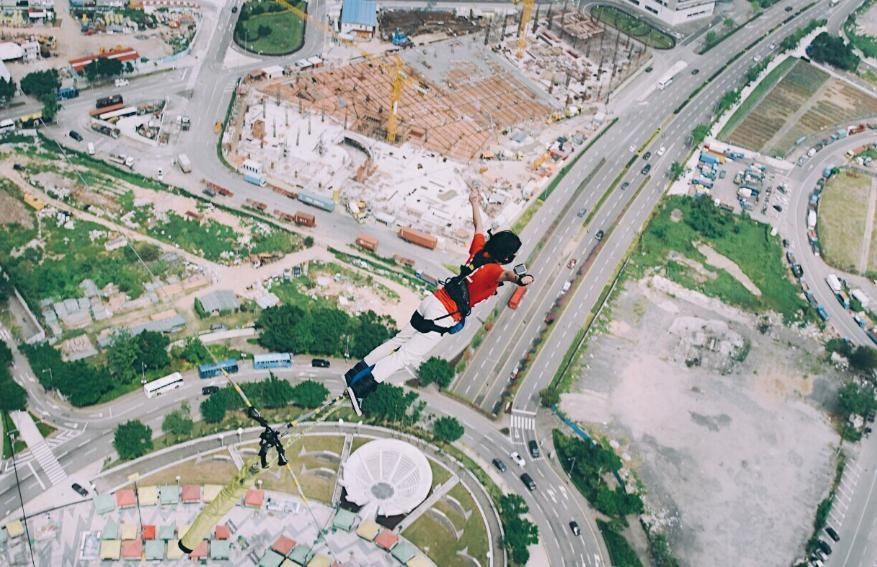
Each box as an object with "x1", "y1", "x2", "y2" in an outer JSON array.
[
  {"x1": 598, "y1": 520, "x2": 644, "y2": 567},
  {"x1": 1, "y1": 413, "x2": 27, "y2": 459},
  {"x1": 403, "y1": 483, "x2": 489, "y2": 567},
  {"x1": 818, "y1": 169, "x2": 872, "y2": 273},
  {"x1": 139, "y1": 457, "x2": 239, "y2": 486},
  {"x1": 234, "y1": 0, "x2": 305, "y2": 55},
  {"x1": 511, "y1": 199, "x2": 543, "y2": 234},
  {"x1": 31, "y1": 412, "x2": 57, "y2": 438},
  {"x1": 632, "y1": 196, "x2": 810, "y2": 322},
  {"x1": 429, "y1": 457, "x2": 453, "y2": 487},
  {"x1": 718, "y1": 56, "x2": 797, "y2": 140},
  {"x1": 590, "y1": 5, "x2": 675, "y2": 49}
]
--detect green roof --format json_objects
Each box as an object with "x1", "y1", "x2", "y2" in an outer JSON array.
[
  {"x1": 159, "y1": 485, "x2": 180, "y2": 505},
  {"x1": 158, "y1": 525, "x2": 176, "y2": 540},
  {"x1": 144, "y1": 539, "x2": 165, "y2": 560},
  {"x1": 259, "y1": 549, "x2": 286, "y2": 567},
  {"x1": 391, "y1": 540, "x2": 418, "y2": 563},
  {"x1": 93, "y1": 493, "x2": 116, "y2": 514},
  {"x1": 332, "y1": 509, "x2": 357, "y2": 532},
  {"x1": 101, "y1": 520, "x2": 119, "y2": 540},
  {"x1": 288, "y1": 545, "x2": 313, "y2": 565},
  {"x1": 211, "y1": 540, "x2": 232, "y2": 560}
]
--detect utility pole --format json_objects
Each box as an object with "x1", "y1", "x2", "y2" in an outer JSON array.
[
  {"x1": 128, "y1": 473, "x2": 144, "y2": 531},
  {"x1": 9, "y1": 430, "x2": 37, "y2": 567}
]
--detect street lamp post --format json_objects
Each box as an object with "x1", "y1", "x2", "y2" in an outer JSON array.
[
  {"x1": 8, "y1": 430, "x2": 37, "y2": 567},
  {"x1": 128, "y1": 473, "x2": 144, "y2": 530}
]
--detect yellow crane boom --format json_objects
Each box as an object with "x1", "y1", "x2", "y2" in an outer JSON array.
[{"x1": 516, "y1": 0, "x2": 535, "y2": 59}]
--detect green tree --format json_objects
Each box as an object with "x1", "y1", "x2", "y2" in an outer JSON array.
[
  {"x1": 723, "y1": 17, "x2": 735, "y2": 28},
  {"x1": 83, "y1": 57, "x2": 125, "y2": 82},
  {"x1": 362, "y1": 383, "x2": 418, "y2": 423},
  {"x1": 113, "y1": 420, "x2": 153, "y2": 460},
  {"x1": 691, "y1": 124, "x2": 710, "y2": 147},
  {"x1": 0, "y1": 379, "x2": 27, "y2": 412},
  {"x1": 849, "y1": 345, "x2": 877, "y2": 373},
  {"x1": 539, "y1": 387, "x2": 560, "y2": 408},
  {"x1": 257, "y1": 24, "x2": 272, "y2": 37},
  {"x1": 290, "y1": 379, "x2": 329, "y2": 408},
  {"x1": 107, "y1": 331, "x2": 139, "y2": 384},
  {"x1": 0, "y1": 77, "x2": 15, "y2": 103},
  {"x1": 310, "y1": 307, "x2": 349, "y2": 354},
  {"x1": 500, "y1": 494, "x2": 539, "y2": 565},
  {"x1": 20, "y1": 69, "x2": 59, "y2": 97},
  {"x1": 40, "y1": 94, "x2": 59, "y2": 123},
  {"x1": 258, "y1": 305, "x2": 314, "y2": 354},
  {"x1": 704, "y1": 31, "x2": 718, "y2": 48},
  {"x1": 303, "y1": 236, "x2": 314, "y2": 247},
  {"x1": 177, "y1": 337, "x2": 210, "y2": 364},
  {"x1": 807, "y1": 32, "x2": 860, "y2": 71},
  {"x1": 433, "y1": 416, "x2": 464, "y2": 443},
  {"x1": 351, "y1": 311, "x2": 396, "y2": 359},
  {"x1": 161, "y1": 401, "x2": 194, "y2": 438},
  {"x1": 417, "y1": 356, "x2": 455, "y2": 389},
  {"x1": 200, "y1": 393, "x2": 228, "y2": 423},
  {"x1": 669, "y1": 161, "x2": 685, "y2": 181},
  {"x1": 134, "y1": 330, "x2": 170, "y2": 371}
]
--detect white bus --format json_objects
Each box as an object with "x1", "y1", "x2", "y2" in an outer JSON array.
[
  {"x1": 143, "y1": 372, "x2": 184, "y2": 398},
  {"x1": 657, "y1": 60, "x2": 688, "y2": 91},
  {"x1": 0, "y1": 118, "x2": 15, "y2": 133}
]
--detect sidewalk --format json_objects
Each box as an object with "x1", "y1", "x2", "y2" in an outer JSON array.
[{"x1": 9, "y1": 411, "x2": 67, "y2": 487}]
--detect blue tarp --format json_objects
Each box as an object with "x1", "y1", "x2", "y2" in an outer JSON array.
[{"x1": 340, "y1": 0, "x2": 377, "y2": 27}]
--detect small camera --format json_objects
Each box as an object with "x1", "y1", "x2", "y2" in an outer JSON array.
[{"x1": 513, "y1": 263, "x2": 528, "y2": 277}]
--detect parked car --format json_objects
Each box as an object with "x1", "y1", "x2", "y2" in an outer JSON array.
[
  {"x1": 641, "y1": 164, "x2": 652, "y2": 175},
  {"x1": 621, "y1": 181, "x2": 630, "y2": 190},
  {"x1": 520, "y1": 473, "x2": 536, "y2": 491},
  {"x1": 643, "y1": 151, "x2": 652, "y2": 160},
  {"x1": 782, "y1": 239, "x2": 790, "y2": 248},
  {"x1": 577, "y1": 207, "x2": 588, "y2": 218},
  {"x1": 816, "y1": 540, "x2": 832, "y2": 555},
  {"x1": 567, "y1": 258, "x2": 577, "y2": 269},
  {"x1": 510, "y1": 451, "x2": 526, "y2": 467},
  {"x1": 645, "y1": 66, "x2": 653, "y2": 73},
  {"x1": 202, "y1": 385, "x2": 220, "y2": 395},
  {"x1": 311, "y1": 358, "x2": 330, "y2": 368},
  {"x1": 69, "y1": 130, "x2": 83, "y2": 142},
  {"x1": 528, "y1": 439, "x2": 540, "y2": 459},
  {"x1": 569, "y1": 521, "x2": 581, "y2": 536},
  {"x1": 12, "y1": 163, "x2": 25, "y2": 171},
  {"x1": 785, "y1": 5, "x2": 793, "y2": 10},
  {"x1": 71, "y1": 482, "x2": 89, "y2": 497},
  {"x1": 657, "y1": 146, "x2": 666, "y2": 156},
  {"x1": 492, "y1": 458, "x2": 507, "y2": 473},
  {"x1": 792, "y1": 264, "x2": 804, "y2": 278},
  {"x1": 824, "y1": 526, "x2": 840, "y2": 542},
  {"x1": 691, "y1": 68, "x2": 700, "y2": 75},
  {"x1": 231, "y1": 4, "x2": 238, "y2": 11},
  {"x1": 773, "y1": 204, "x2": 783, "y2": 212},
  {"x1": 628, "y1": 145, "x2": 636, "y2": 153},
  {"x1": 595, "y1": 229, "x2": 605, "y2": 241}
]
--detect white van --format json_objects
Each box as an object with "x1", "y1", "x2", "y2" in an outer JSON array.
[{"x1": 87, "y1": 142, "x2": 95, "y2": 155}]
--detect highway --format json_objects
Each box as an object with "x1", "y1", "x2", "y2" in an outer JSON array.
[{"x1": 447, "y1": 0, "x2": 831, "y2": 416}]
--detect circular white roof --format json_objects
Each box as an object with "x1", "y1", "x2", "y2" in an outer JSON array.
[{"x1": 342, "y1": 439, "x2": 433, "y2": 517}]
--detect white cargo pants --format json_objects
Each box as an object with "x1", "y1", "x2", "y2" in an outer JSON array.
[{"x1": 364, "y1": 294, "x2": 455, "y2": 383}]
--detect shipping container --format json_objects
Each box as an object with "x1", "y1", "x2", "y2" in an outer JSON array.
[
  {"x1": 298, "y1": 190, "x2": 336, "y2": 212},
  {"x1": 508, "y1": 286, "x2": 527, "y2": 309},
  {"x1": 355, "y1": 235, "x2": 379, "y2": 252},
  {"x1": 399, "y1": 227, "x2": 438, "y2": 250},
  {"x1": 293, "y1": 211, "x2": 316, "y2": 227},
  {"x1": 95, "y1": 94, "x2": 123, "y2": 109},
  {"x1": 393, "y1": 255, "x2": 415, "y2": 268}
]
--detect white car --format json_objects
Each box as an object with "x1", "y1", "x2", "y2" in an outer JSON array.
[
  {"x1": 657, "y1": 146, "x2": 666, "y2": 156},
  {"x1": 753, "y1": 55, "x2": 762, "y2": 62},
  {"x1": 114, "y1": 78, "x2": 129, "y2": 87},
  {"x1": 510, "y1": 452, "x2": 526, "y2": 467},
  {"x1": 628, "y1": 145, "x2": 636, "y2": 153}
]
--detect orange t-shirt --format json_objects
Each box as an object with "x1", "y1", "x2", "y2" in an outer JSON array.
[{"x1": 434, "y1": 233, "x2": 505, "y2": 322}]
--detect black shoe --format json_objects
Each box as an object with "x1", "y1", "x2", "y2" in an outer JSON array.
[
  {"x1": 346, "y1": 372, "x2": 378, "y2": 416},
  {"x1": 344, "y1": 360, "x2": 370, "y2": 387}
]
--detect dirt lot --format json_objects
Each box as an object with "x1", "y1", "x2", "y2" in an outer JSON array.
[
  {"x1": 561, "y1": 275, "x2": 841, "y2": 567},
  {"x1": 818, "y1": 168, "x2": 875, "y2": 274},
  {"x1": 855, "y1": 2, "x2": 877, "y2": 37}
]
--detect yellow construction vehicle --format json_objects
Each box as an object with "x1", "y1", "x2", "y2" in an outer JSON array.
[
  {"x1": 517, "y1": 0, "x2": 535, "y2": 59},
  {"x1": 214, "y1": 121, "x2": 222, "y2": 134}
]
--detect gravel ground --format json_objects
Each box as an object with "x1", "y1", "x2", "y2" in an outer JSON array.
[{"x1": 561, "y1": 276, "x2": 842, "y2": 567}]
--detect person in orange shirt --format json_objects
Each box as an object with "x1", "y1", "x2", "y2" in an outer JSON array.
[{"x1": 345, "y1": 191, "x2": 535, "y2": 414}]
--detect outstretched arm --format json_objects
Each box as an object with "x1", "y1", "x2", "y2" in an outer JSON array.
[{"x1": 469, "y1": 190, "x2": 485, "y2": 234}]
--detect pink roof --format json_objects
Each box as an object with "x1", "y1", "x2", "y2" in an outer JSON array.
[
  {"x1": 120, "y1": 539, "x2": 143, "y2": 559},
  {"x1": 142, "y1": 525, "x2": 156, "y2": 540},
  {"x1": 244, "y1": 489, "x2": 264, "y2": 508},
  {"x1": 374, "y1": 530, "x2": 399, "y2": 551},
  {"x1": 115, "y1": 489, "x2": 136, "y2": 508},
  {"x1": 181, "y1": 485, "x2": 200, "y2": 502},
  {"x1": 214, "y1": 525, "x2": 231, "y2": 540},
  {"x1": 271, "y1": 535, "x2": 296, "y2": 556},
  {"x1": 189, "y1": 540, "x2": 209, "y2": 558}
]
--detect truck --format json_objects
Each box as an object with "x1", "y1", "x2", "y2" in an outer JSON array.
[
  {"x1": 399, "y1": 227, "x2": 438, "y2": 250},
  {"x1": 826, "y1": 274, "x2": 842, "y2": 293},
  {"x1": 355, "y1": 235, "x2": 379, "y2": 252},
  {"x1": 807, "y1": 210, "x2": 817, "y2": 230},
  {"x1": 293, "y1": 211, "x2": 315, "y2": 227},
  {"x1": 96, "y1": 94, "x2": 123, "y2": 109},
  {"x1": 297, "y1": 190, "x2": 335, "y2": 212},
  {"x1": 508, "y1": 286, "x2": 527, "y2": 309},
  {"x1": 699, "y1": 152, "x2": 720, "y2": 166},
  {"x1": 835, "y1": 291, "x2": 850, "y2": 309},
  {"x1": 241, "y1": 159, "x2": 266, "y2": 186},
  {"x1": 393, "y1": 255, "x2": 416, "y2": 268},
  {"x1": 244, "y1": 199, "x2": 268, "y2": 212},
  {"x1": 109, "y1": 153, "x2": 135, "y2": 169},
  {"x1": 177, "y1": 153, "x2": 192, "y2": 174}
]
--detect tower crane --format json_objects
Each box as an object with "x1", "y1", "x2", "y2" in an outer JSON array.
[{"x1": 516, "y1": 0, "x2": 535, "y2": 59}]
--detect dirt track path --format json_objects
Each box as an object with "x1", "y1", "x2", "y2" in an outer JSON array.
[{"x1": 859, "y1": 177, "x2": 877, "y2": 274}]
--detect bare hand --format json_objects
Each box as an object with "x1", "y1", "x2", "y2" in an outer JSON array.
[{"x1": 519, "y1": 274, "x2": 535, "y2": 286}]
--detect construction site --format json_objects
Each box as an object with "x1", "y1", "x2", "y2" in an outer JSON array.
[{"x1": 222, "y1": 5, "x2": 649, "y2": 249}]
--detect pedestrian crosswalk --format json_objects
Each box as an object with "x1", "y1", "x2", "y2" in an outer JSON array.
[
  {"x1": 510, "y1": 413, "x2": 536, "y2": 431},
  {"x1": 29, "y1": 440, "x2": 67, "y2": 485},
  {"x1": 0, "y1": 327, "x2": 11, "y2": 342}
]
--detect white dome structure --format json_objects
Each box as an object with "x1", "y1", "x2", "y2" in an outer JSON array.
[{"x1": 341, "y1": 439, "x2": 433, "y2": 517}]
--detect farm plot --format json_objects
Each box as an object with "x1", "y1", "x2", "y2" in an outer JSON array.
[
  {"x1": 779, "y1": 80, "x2": 877, "y2": 150},
  {"x1": 725, "y1": 60, "x2": 828, "y2": 152},
  {"x1": 817, "y1": 169, "x2": 872, "y2": 274}
]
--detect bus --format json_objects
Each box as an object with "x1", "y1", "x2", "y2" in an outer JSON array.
[
  {"x1": 198, "y1": 359, "x2": 239, "y2": 379},
  {"x1": 657, "y1": 60, "x2": 688, "y2": 91},
  {"x1": 0, "y1": 119, "x2": 15, "y2": 133},
  {"x1": 143, "y1": 372, "x2": 184, "y2": 398},
  {"x1": 253, "y1": 352, "x2": 293, "y2": 370},
  {"x1": 96, "y1": 94, "x2": 123, "y2": 109}
]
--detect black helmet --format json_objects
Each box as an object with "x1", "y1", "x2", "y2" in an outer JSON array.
[{"x1": 483, "y1": 230, "x2": 521, "y2": 264}]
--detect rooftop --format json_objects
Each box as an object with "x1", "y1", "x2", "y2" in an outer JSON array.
[{"x1": 340, "y1": 0, "x2": 377, "y2": 27}]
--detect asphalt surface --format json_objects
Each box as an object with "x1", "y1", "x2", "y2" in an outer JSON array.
[{"x1": 829, "y1": 439, "x2": 877, "y2": 567}]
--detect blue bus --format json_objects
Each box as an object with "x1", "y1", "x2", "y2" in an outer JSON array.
[
  {"x1": 297, "y1": 190, "x2": 336, "y2": 212},
  {"x1": 241, "y1": 159, "x2": 266, "y2": 187},
  {"x1": 253, "y1": 352, "x2": 293, "y2": 370},
  {"x1": 198, "y1": 359, "x2": 239, "y2": 379}
]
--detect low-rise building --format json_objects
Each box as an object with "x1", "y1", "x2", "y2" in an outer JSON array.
[
  {"x1": 622, "y1": 0, "x2": 714, "y2": 25},
  {"x1": 339, "y1": 0, "x2": 376, "y2": 38}
]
